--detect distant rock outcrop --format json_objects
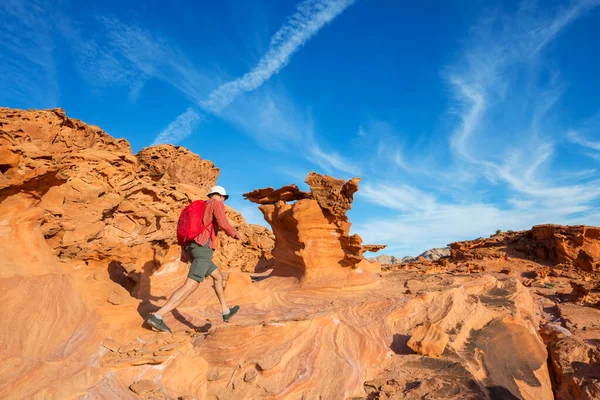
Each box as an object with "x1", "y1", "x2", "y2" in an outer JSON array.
[
  {"x1": 449, "y1": 225, "x2": 600, "y2": 274},
  {"x1": 372, "y1": 247, "x2": 450, "y2": 265},
  {"x1": 371, "y1": 255, "x2": 413, "y2": 264},
  {"x1": 419, "y1": 247, "x2": 451, "y2": 260}
]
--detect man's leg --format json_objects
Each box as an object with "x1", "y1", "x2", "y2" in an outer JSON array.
[
  {"x1": 154, "y1": 277, "x2": 199, "y2": 318},
  {"x1": 210, "y1": 268, "x2": 240, "y2": 322},
  {"x1": 209, "y1": 268, "x2": 229, "y2": 314}
]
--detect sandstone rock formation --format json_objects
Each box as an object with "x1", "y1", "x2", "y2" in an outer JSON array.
[
  {"x1": 0, "y1": 108, "x2": 271, "y2": 399},
  {"x1": 244, "y1": 172, "x2": 385, "y2": 286},
  {"x1": 407, "y1": 322, "x2": 449, "y2": 357},
  {"x1": 531, "y1": 225, "x2": 600, "y2": 272},
  {"x1": 548, "y1": 335, "x2": 600, "y2": 400},
  {"x1": 383, "y1": 225, "x2": 600, "y2": 400},
  {"x1": 2, "y1": 107, "x2": 599, "y2": 400},
  {"x1": 0, "y1": 108, "x2": 273, "y2": 272},
  {"x1": 449, "y1": 225, "x2": 600, "y2": 273}
]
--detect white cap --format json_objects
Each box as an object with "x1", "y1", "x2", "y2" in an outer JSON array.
[{"x1": 208, "y1": 185, "x2": 229, "y2": 200}]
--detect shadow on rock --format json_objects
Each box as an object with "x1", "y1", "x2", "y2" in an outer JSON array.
[
  {"x1": 390, "y1": 334, "x2": 413, "y2": 355},
  {"x1": 107, "y1": 259, "x2": 166, "y2": 319}
]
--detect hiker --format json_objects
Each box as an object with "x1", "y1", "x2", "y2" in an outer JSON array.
[{"x1": 146, "y1": 186, "x2": 241, "y2": 333}]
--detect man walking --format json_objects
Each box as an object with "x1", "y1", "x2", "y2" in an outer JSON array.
[{"x1": 146, "y1": 186, "x2": 241, "y2": 333}]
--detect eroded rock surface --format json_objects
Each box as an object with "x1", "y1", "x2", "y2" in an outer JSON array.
[
  {"x1": 1, "y1": 107, "x2": 598, "y2": 400},
  {"x1": 0, "y1": 108, "x2": 269, "y2": 399},
  {"x1": 0, "y1": 107, "x2": 273, "y2": 272},
  {"x1": 449, "y1": 225, "x2": 600, "y2": 273},
  {"x1": 548, "y1": 336, "x2": 600, "y2": 400},
  {"x1": 382, "y1": 225, "x2": 600, "y2": 400}
]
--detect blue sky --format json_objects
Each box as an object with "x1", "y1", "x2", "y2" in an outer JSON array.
[{"x1": 2, "y1": 0, "x2": 600, "y2": 257}]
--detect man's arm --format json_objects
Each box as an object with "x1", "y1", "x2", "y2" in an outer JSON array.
[{"x1": 213, "y1": 201, "x2": 240, "y2": 239}]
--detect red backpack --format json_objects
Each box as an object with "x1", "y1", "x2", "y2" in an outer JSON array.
[{"x1": 177, "y1": 200, "x2": 210, "y2": 246}]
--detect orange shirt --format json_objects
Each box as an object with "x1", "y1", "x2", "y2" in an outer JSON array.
[{"x1": 193, "y1": 199, "x2": 238, "y2": 249}]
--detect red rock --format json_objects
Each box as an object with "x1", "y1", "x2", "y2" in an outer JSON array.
[
  {"x1": 137, "y1": 145, "x2": 219, "y2": 191},
  {"x1": 407, "y1": 322, "x2": 449, "y2": 357},
  {"x1": 242, "y1": 184, "x2": 311, "y2": 204},
  {"x1": 244, "y1": 172, "x2": 385, "y2": 286},
  {"x1": 570, "y1": 281, "x2": 593, "y2": 302},
  {"x1": 0, "y1": 108, "x2": 271, "y2": 399},
  {"x1": 548, "y1": 336, "x2": 600, "y2": 400},
  {"x1": 532, "y1": 225, "x2": 600, "y2": 271},
  {"x1": 107, "y1": 291, "x2": 125, "y2": 305},
  {"x1": 243, "y1": 370, "x2": 258, "y2": 383}
]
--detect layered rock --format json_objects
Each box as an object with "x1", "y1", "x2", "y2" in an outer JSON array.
[
  {"x1": 0, "y1": 107, "x2": 273, "y2": 273},
  {"x1": 365, "y1": 276, "x2": 553, "y2": 400},
  {"x1": 2, "y1": 107, "x2": 598, "y2": 400},
  {"x1": 407, "y1": 322, "x2": 449, "y2": 357},
  {"x1": 539, "y1": 323, "x2": 600, "y2": 400},
  {"x1": 0, "y1": 108, "x2": 273, "y2": 399},
  {"x1": 449, "y1": 225, "x2": 600, "y2": 273},
  {"x1": 244, "y1": 172, "x2": 385, "y2": 285},
  {"x1": 531, "y1": 225, "x2": 600, "y2": 272}
]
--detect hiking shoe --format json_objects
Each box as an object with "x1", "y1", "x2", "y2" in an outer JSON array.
[
  {"x1": 222, "y1": 305, "x2": 240, "y2": 322},
  {"x1": 146, "y1": 314, "x2": 172, "y2": 333}
]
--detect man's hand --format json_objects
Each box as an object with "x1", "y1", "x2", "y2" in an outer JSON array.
[
  {"x1": 180, "y1": 246, "x2": 189, "y2": 262},
  {"x1": 233, "y1": 232, "x2": 241, "y2": 240}
]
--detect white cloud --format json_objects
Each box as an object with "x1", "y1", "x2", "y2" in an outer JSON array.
[
  {"x1": 360, "y1": 183, "x2": 436, "y2": 214},
  {"x1": 355, "y1": 199, "x2": 600, "y2": 257},
  {"x1": 216, "y1": 85, "x2": 359, "y2": 175},
  {"x1": 445, "y1": 0, "x2": 600, "y2": 205},
  {"x1": 585, "y1": 152, "x2": 600, "y2": 162},
  {"x1": 152, "y1": 108, "x2": 204, "y2": 146},
  {"x1": 567, "y1": 129, "x2": 600, "y2": 151},
  {"x1": 60, "y1": 16, "x2": 216, "y2": 104},
  {"x1": 353, "y1": 1, "x2": 600, "y2": 256},
  {"x1": 307, "y1": 141, "x2": 361, "y2": 176},
  {"x1": 55, "y1": 0, "x2": 359, "y2": 174},
  {"x1": 217, "y1": 87, "x2": 306, "y2": 149},
  {"x1": 201, "y1": 0, "x2": 356, "y2": 113}
]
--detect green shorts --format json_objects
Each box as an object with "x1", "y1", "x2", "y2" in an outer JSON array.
[{"x1": 184, "y1": 242, "x2": 218, "y2": 282}]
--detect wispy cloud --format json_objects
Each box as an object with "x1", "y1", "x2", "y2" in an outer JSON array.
[
  {"x1": 161, "y1": 0, "x2": 357, "y2": 149},
  {"x1": 0, "y1": 0, "x2": 59, "y2": 107},
  {"x1": 446, "y1": 0, "x2": 600, "y2": 204},
  {"x1": 152, "y1": 108, "x2": 204, "y2": 146},
  {"x1": 567, "y1": 130, "x2": 600, "y2": 151},
  {"x1": 307, "y1": 140, "x2": 361, "y2": 176},
  {"x1": 354, "y1": 1, "x2": 600, "y2": 256},
  {"x1": 54, "y1": 0, "x2": 359, "y2": 169},
  {"x1": 361, "y1": 183, "x2": 436, "y2": 213},
  {"x1": 201, "y1": 0, "x2": 356, "y2": 113},
  {"x1": 356, "y1": 192, "x2": 600, "y2": 256},
  {"x1": 210, "y1": 82, "x2": 359, "y2": 175},
  {"x1": 60, "y1": 16, "x2": 215, "y2": 105}
]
